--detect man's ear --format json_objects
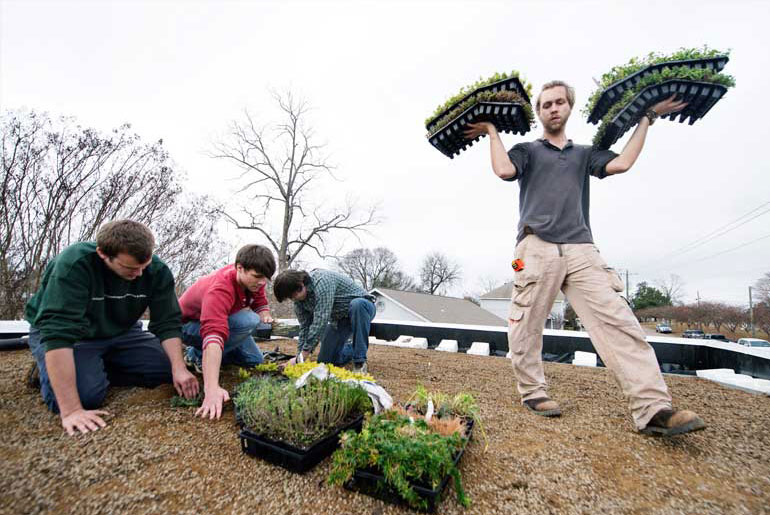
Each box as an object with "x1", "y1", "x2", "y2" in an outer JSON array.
[{"x1": 95, "y1": 247, "x2": 108, "y2": 260}]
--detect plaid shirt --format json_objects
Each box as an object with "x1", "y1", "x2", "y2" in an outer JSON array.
[{"x1": 295, "y1": 269, "x2": 373, "y2": 352}]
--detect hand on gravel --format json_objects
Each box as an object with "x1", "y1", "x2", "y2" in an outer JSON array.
[
  {"x1": 196, "y1": 387, "x2": 230, "y2": 420},
  {"x1": 172, "y1": 367, "x2": 199, "y2": 399},
  {"x1": 61, "y1": 409, "x2": 109, "y2": 436},
  {"x1": 652, "y1": 94, "x2": 688, "y2": 116}
]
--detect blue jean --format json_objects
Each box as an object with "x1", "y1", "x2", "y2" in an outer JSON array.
[
  {"x1": 317, "y1": 298, "x2": 376, "y2": 366},
  {"x1": 182, "y1": 309, "x2": 266, "y2": 366},
  {"x1": 28, "y1": 322, "x2": 173, "y2": 414}
]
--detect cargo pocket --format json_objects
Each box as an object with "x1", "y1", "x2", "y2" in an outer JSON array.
[
  {"x1": 604, "y1": 266, "x2": 625, "y2": 293},
  {"x1": 512, "y1": 269, "x2": 539, "y2": 307}
]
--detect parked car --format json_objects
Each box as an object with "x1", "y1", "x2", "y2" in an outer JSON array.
[
  {"x1": 704, "y1": 333, "x2": 729, "y2": 342},
  {"x1": 737, "y1": 338, "x2": 770, "y2": 348},
  {"x1": 682, "y1": 329, "x2": 705, "y2": 339},
  {"x1": 655, "y1": 324, "x2": 672, "y2": 333}
]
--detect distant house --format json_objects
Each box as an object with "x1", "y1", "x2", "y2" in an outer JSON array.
[
  {"x1": 479, "y1": 282, "x2": 567, "y2": 329},
  {"x1": 370, "y1": 288, "x2": 506, "y2": 326}
]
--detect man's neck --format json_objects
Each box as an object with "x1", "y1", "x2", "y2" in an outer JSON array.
[{"x1": 542, "y1": 130, "x2": 568, "y2": 149}]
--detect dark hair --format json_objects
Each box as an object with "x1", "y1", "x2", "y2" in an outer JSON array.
[
  {"x1": 96, "y1": 220, "x2": 155, "y2": 262},
  {"x1": 273, "y1": 270, "x2": 309, "y2": 302},
  {"x1": 235, "y1": 245, "x2": 276, "y2": 278}
]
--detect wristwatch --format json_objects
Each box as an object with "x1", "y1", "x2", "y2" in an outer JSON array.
[{"x1": 645, "y1": 109, "x2": 659, "y2": 126}]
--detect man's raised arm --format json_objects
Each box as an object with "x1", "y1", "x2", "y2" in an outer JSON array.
[
  {"x1": 605, "y1": 95, "x2": 687, "y2": 175},
  {"x1": 465, "y1": 122, "x2": 517, "y2": 179}
]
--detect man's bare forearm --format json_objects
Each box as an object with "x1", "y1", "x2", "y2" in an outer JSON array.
[
  {"x1": 45, "y1": 348, "x2": 83, "y2": 416},
  {"x1": 161, "y1": 337, "x2": 187, "y2": 373},
  {"x1": 606, "y1": 117, "x2": 650, "y2": 175},
  {"x1": 488, "y1": 127, "x2": 517, "y2": 179},
  {"x1": 202, "y1": 345, "x2": 223, "y2": 390}
]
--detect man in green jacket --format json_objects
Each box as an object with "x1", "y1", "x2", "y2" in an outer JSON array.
[{"x1": 26, "y1": 220, "x2": 199, "y2": 436}]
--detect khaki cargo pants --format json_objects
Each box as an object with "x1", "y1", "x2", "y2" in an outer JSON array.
[{"x1": 508, "y1": 234, "x2": 672, "y2": 429}]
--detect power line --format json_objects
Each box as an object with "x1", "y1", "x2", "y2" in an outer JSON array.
[
  {"x1": 665, "y1": 232, "x2": 770, "y2": 269},
  {"x1": 652, "y1": 200, "x2": 770, "y2": 262}
]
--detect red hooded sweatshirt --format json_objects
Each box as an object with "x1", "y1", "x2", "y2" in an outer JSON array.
[{"x1": 179, "y1": 264, "x2": 269, "y2": 351}]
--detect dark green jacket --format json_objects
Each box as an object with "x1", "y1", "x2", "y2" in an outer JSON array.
[{"x1": 25, "y1": 242, "x2": 182, "y2": 352}]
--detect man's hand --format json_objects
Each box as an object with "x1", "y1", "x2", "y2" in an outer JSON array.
[
  {"x1": 172, "y1": 366, "x2": 199, "y2": 399},
  {"x1": 651, "y1": 94, "x2": 688, "y2": 116},
  {"x1": 464, "y1": 121, "x2": 496, "y2": 139},
  {"x1": 61, "y1": 408, "x2": 109, "y2": 436},
  {"x1": 196, "y1": 386, "x2": 230, "y2": 420},
  {"x1": 259, "y1": 310, "x2": 274, "y2": 324}
]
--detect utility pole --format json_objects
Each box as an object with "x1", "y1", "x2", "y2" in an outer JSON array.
[
  {"x1": 696, "y1": 291, "x2": 701, "y2": 330},
  {"x1": 626, "y1": 270, "x2": 630, "y2": 301},
  {"x1": 749, "y1": 286, "x2": 755, "y2": 337}
]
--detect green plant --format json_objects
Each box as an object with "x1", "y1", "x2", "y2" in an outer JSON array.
[
  {"x1": 426, "y1": 70, "x2": 533, "y2": 127},
  {"x1": 170, "y1": 392, "x2": 203, "y2": 408},
  {"x1": 407, "y1": 385, "x2": 488, "y2": 450},
  {"x1": 426, "y1": 90, "x2": 534, "y2": 137},
  {"x1": 238, "y1": 363, "x2": 280, "y2": 380},
  {"x1": 234, "y1": 375, "x2": 371, "y2": 449},
  {"x1": 592, "y1": 65, "x2": 736, "y2": 146},
  {"x1": 328, "y1": 410, "x2": 470, "y2": 510},
  {"x1": 583, "y1": 46, "x2": 731, "y2": 117}
]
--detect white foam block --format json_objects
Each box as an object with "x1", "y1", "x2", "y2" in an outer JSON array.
[
  {"x1": 394, "y1": 336, "x2": 428, "y2": 349},
  {"x1": 573, "y1": 351, "x2": 597, "y2": 367},
  {"x1": 467, "y1": 341, "x2": 490, "y2": 356},
  {"x1": 368, "y1": 336, "x2": 392, "y2": 346},
  {"x1": 436, "y1": 339, "x2": 458, "y2": 352},
  {"x1": 696, "y1": 369, "x2": 736, "y2": 380}
]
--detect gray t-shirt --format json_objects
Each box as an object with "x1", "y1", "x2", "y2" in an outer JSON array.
[{"x1": 505, "y1": 139, "x2": 618, "y2": 244}]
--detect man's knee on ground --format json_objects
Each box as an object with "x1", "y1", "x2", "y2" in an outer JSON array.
[
  {"x1": 79, "y1": 387, "x2": 108, "y2": 410},
  {"x1": 228, "y1": 310, "x2": 260, "y2": 335}
]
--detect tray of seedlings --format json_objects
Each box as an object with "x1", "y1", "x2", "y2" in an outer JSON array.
[
  {"x1": 329, "y1": 386, "x2": 487, "y2": 512},
  {"x1": 584, "y1": 47, "x2": 735, "y2": 150},
  {"x1": 234, "y1": 372, "x2": 372, "y2": 473},
  {"x1": 425, "y1": 71, "x2": 534, "y2": 159}
]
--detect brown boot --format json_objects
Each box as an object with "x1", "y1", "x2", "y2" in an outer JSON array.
[
  {"x1": 640, "y1": 408, "x2": 706, "y2": 436},
  {"x1": 523, "y1": 397, "x2": 561, "y2": 417}
]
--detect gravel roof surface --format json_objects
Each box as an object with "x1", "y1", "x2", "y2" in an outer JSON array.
[{"x1": 1, "y1": 340, "x2": 769, "y2": 514}]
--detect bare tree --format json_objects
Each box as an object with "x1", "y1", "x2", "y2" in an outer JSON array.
[
  {"x1": 336, "y1": 247, "x2": 415, "y2": 291},
  {"x1": 1, "y1": 110, "x2": 226, "y2": 317},
  {"x1": 656, "y1": 274, "x2": 686, "y2": 304},
  {"x1": 754, "y1": 272, "x2": 770, "y2": 305},
  {"x1": 211, "y1": 91, "x2": 379, "y2": 271},
  {"x1": 419, "y1": 252, "x2": 461, "y2": 295}
]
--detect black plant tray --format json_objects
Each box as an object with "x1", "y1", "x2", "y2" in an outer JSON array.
[
  {"x1": 239, "y1": 414, "x2": 365, "y2": 473},
  {"x1": 594, "y1": 79, "x2": 728, "y2": 150},
  {"x1": 588, "y1": 55, "x2": 729, "y2": 124},
  {"x1": 428, "y1": 102, "x2": 530, "y2": 159},
  {"x1": 426, "y1": 76, "x2": 530, "y2": 133},
  {"x1": 343, "y1": 419, "x2": 474, "y2": 513}
]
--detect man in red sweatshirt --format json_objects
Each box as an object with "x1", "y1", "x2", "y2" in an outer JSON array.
[{"x1": 179, "y1": 244, "x2": 276, "y2": 419}]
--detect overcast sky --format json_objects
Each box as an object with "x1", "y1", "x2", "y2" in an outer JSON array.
[{"x1": 2, "y1": 0, "x2": 769, "y2": 307}]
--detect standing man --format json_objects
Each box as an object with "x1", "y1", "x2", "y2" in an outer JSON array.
[
  {"x1": 179, "y1": 244, "x2": 276, "y2": 420},
  {"x1": 273, "y1": 269, "x2": 376, "y2": 374},
  {"x1": 26, "y1": 220, "x2": 199, "y2": 436},
  {"x1": 465, "y1": 81, "x2": 705, "y2": 436}
]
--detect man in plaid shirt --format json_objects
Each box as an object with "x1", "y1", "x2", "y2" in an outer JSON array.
[{"x1": 274, "y1": 269, "x2": 376, "y2": 374}]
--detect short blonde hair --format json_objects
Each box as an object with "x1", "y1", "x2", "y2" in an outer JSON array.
[{"x1": 536, "y1": 80, "x2": 575, "y2": 113}]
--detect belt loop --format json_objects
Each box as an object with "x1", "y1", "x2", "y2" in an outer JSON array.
[{"x1": 557, "y1": 243, "x2": 563, "y2": 257}]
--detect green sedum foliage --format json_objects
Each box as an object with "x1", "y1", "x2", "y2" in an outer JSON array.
[
  {"x1": 408, "y1": 385, "x2": 488, "y2": 448},
  {"x1": 426, "y1": 90, "x2": 534, "y2": 137},
  {"x1": 170, "y1": 392, "x2": 203, "y2": 408},
  {"x1": 234, "y1": 375, "x2": 371, "y2": 449},
  {"x1": 426, "y1": 70, "x2": 533, "y2": 127},
  {"x1": 328, "y1": 410, "x2": 470, "y2": 510},
  {"x1": 592, "y1": 65, "x2": 736, "y2": 146},
  {"x1": 584, "y1": 46, "x2": 732, "y2": 117}
]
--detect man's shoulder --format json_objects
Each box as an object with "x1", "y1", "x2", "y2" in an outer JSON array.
[{"x1": 52, "y1": 242, "x2": 97, "y2": 273}]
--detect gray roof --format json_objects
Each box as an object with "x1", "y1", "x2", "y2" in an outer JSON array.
[
  {"x1": 371, "y1": 288, "x2": 506, "y2": 326},
  {"x1": 480, "y1": 281, "x2": 565, "y2": 301}
]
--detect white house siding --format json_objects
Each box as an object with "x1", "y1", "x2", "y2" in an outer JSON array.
[
  {"x1": 480, "y1": 298, "x2": 566, "y2": 329},
  {"x1": 373, "y1": 296, "x2": 423, "y2": 322}
]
